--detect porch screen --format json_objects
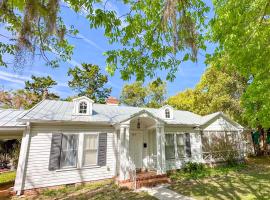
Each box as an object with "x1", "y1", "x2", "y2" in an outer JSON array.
[
  {"x1": 60, "y1": 134, "x2": 78, "y2": 168},
  {"x1": 165, "y1": 134, "x2": 175, "y2": 159},
  {"x1": 83, "y1": 134, "x2": 98, "y2": 166}
]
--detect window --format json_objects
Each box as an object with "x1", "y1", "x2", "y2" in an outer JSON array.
[
  {"x1": 176, "y1": 134, "x2": 185, "y2": 158},
  {"x1": 165, "y1": 134, "x2": 175, "y2": 159},
  {"x1": 83, "y1": 134, "x2": 98, "y2": 166},
  {"x1": 79, "y1": 101, "x2": 87, "y2": 114},
  {"x1": 60, "y1": 134, "x2": 78, "y2": 168},
  {"x1": 165, "y1": 108, "x2": 170, "y2": 118}
]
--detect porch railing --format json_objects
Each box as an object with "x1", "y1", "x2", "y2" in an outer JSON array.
[{"x1": 202, "y1": 150, "x2": 243, "y2": 163}]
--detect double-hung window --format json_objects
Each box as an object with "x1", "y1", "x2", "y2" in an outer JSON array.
[
  {"x1": 165, "y1": 133, "x2": 191, "y2": 160},
  {"x1": 83, "y1": 134, "x2": 98, "y2": 166},
  {"x1": 165, "y1": 134, "x2": 175, "y2": 160},
  {"x1": 60, "y1": 134, "x2": 78, "y2": 168}
]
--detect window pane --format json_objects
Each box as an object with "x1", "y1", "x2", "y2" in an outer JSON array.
[
  {"x1": 176, "y1": 134, "x2": 185, "y2": 158},
  {"x1": 84, "y1": 150, "x2": 97, "y2": 165},
  {"x1": 79, "y1": 102, "x2": 87, "y2": 114},
  {"x1": 165, "y1": 109, "x2": 170, "y2": 118},
  {"x1": 165, "y1": 134, "x2": 175, "y2": 160},
  {"x1": 60, "y1": 135, "x2": 78, "y2": 168},
  {"x1": 165, "y1": 134, "x2": 174, "y2": 145},
  {"x1": 176, "y1": 134, "x2": 184, "y2": 145},
  {"x1": 83, "y1": 135, "x2": 98, "y2": 166}
]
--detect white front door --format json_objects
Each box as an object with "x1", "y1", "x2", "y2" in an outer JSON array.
[{"x1": 130, "y1": 131, "x2": 143, "y2": 168}]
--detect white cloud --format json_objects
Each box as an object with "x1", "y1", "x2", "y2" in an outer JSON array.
[
  {"x1": 0, "y1": 73, "x2": 25, "y2": 85},
  {"x1": 76, "y1": 33, "x2": 105, "y2": 52}
]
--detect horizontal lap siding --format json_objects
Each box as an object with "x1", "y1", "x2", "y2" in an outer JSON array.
[{"x1": 23, "y1": 124, "x2": 117, "y2": 190}]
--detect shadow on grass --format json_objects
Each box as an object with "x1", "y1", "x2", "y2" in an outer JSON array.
[
  {"x1": 12, "y1": 180, "x2": 157, "y2": 200},
  {"x1": 169, "y1": 157, "x2": 270, "y2": 200}
]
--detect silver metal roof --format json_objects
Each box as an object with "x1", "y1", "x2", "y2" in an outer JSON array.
[
  {"x1": 18, "y1": 100, "x2": 203, "y2": 126},
  {"x1": 0, "y1": 109, "x2": 27, "y2": 127},
  {"x1": 0, "y1": 99, "x2": 241, "y2": 129}
]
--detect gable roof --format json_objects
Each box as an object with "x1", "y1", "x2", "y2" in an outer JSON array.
[
  {"x1": 119, "y1": 109, "x2": 165, "y2": 124},
  {"x1": 199, "y1": 112, "x2": 243, "y2": 129}
]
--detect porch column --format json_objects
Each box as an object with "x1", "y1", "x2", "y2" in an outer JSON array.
[
  {"x1": 14, "y1": 123, "x2": 31, "y2": 195},
  {"x1": 156, "y1": 122, "x2": 166, "y2": 174},
  {"x1": 119, "y1": 124, "x2": 130, "y2": 180}
]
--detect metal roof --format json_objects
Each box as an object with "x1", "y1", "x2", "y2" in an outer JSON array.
[
  {"x1": 18, "y1": 100, "x2": 203, "y2": 126},
  {"x1": 0, "y1": 109, "x2": 27, "y2": 127},
  {"x1": 0, "y1": 99, "x2": 242, "y2": 129}
]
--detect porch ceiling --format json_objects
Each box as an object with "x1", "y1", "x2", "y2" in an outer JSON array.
[{"x1": 130, "y1": 116, "x2": 156, "y2": 129}]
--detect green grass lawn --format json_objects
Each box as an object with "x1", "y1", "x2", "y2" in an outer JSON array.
[
  {"x1": 12, "y1": 179, "x2": 157, "y2": 200},
  {"x1": 169, "y1": 157, "x2": 270, "y2": 200},
  {"x1": 0, "y1": 171, "x2": 16, "y2": 189}
]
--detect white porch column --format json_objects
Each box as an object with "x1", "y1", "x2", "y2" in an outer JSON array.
[
  {"x1": 14, "y1": 123, "x2": 31, "y2": 195},
  {"x1": 119, "y1": 123, "x2": 130, "y2": 180},
  {"x1": 156, "y1": 122, "x2": 166, "y2": 174}
]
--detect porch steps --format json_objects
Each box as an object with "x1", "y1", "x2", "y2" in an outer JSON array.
[{"x1": 117, "y1": 172, "x2": 170, "y2": 189}]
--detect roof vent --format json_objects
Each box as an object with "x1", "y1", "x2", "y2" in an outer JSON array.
[{"x1": 106, "y1": 96, "x2": 119, "y2": 105}]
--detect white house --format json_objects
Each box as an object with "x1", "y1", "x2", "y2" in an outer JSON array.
[{"x1": 0, "y1": 96, "x2": 245, "y2": 194}]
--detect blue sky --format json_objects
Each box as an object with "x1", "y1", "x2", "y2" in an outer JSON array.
[{"x1": 0, "y1": 0, "x2": 215, "y2": 99}]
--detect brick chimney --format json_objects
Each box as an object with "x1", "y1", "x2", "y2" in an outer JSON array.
[{"x1": 106, "y1": 96, "x2": 119, "y2": 105}]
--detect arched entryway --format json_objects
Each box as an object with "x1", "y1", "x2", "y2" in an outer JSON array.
[{"x1": 129, "y1": 116, "x2": 157, "y2": 170}]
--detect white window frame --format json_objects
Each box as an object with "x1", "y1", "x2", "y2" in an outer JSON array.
[
  {"x1": 79, "y1": 101, "x2": 88, "y2": 114},
  {"x1": 82, "y1": 133, "x2": 99, "y2": 167},
  {"x1": 57, "y1": 132, "x2": 101, "y2": 171},
  {"x1": 165, "y1": 109, "x2": 170, "y2": 119},
  {"x1": 165, "y1": 132, "x2": 187, "y2": 160}
]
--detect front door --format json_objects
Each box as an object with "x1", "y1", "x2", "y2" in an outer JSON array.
[{"x1": 130, "y1": 131, "x2": 143, "y2": 168}]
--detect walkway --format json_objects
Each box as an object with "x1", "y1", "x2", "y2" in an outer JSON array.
[{"x1": 138, "y1": 184, "x2": 194, "y2": 200}]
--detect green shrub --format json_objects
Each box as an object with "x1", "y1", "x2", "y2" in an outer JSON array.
[{"x1": 183, "y1": 162, "x2": 205, "y2": 173}]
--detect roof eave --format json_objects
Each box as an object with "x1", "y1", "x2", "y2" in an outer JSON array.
[{"x1": 17, "y1": 119, "x2": 113, "y2": 125}]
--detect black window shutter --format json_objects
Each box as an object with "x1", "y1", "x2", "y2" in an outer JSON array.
[
  {"x1": 98, "y1": 133, "x2": 107, "y2": 166},
  {"x1": 49, "y1": 133, "x2": 62, "y2": 171},
  {"x1": 185, "y1": 133, "x2": 192, "y2": 158}
]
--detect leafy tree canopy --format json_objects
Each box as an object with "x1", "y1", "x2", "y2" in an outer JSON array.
[
  {"x1": 0, "y1": 0, "x2": 209, "y2": 81},
  {"x1": 68, "y1": 63, "x2": 111, "y2": 103},
  {"x1": 0, "y1": 75, "x2": 59, "y2": 109},
  {"x1": 0, "y1": 89, "x2": 38, "y2": 109},
  {"x1": 120, "y1": 80, "x2": 167, "y2": 108},
  {"x1": 120, "y1": 81, "x2": 147, "y2": 107},
  {"x1": 25, "y1": 75, "x2": 59, "y2": 99},
  {"x1": 167, "y1": 65, "x2": 248, "y2": 125},
  {"x1": 209, "y1": 0, "x2": 270, "y2": 127}
]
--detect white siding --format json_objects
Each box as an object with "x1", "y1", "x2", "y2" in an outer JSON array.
[{"x1": 21, "y1": 124, "x2": 117, "y2": 190}]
